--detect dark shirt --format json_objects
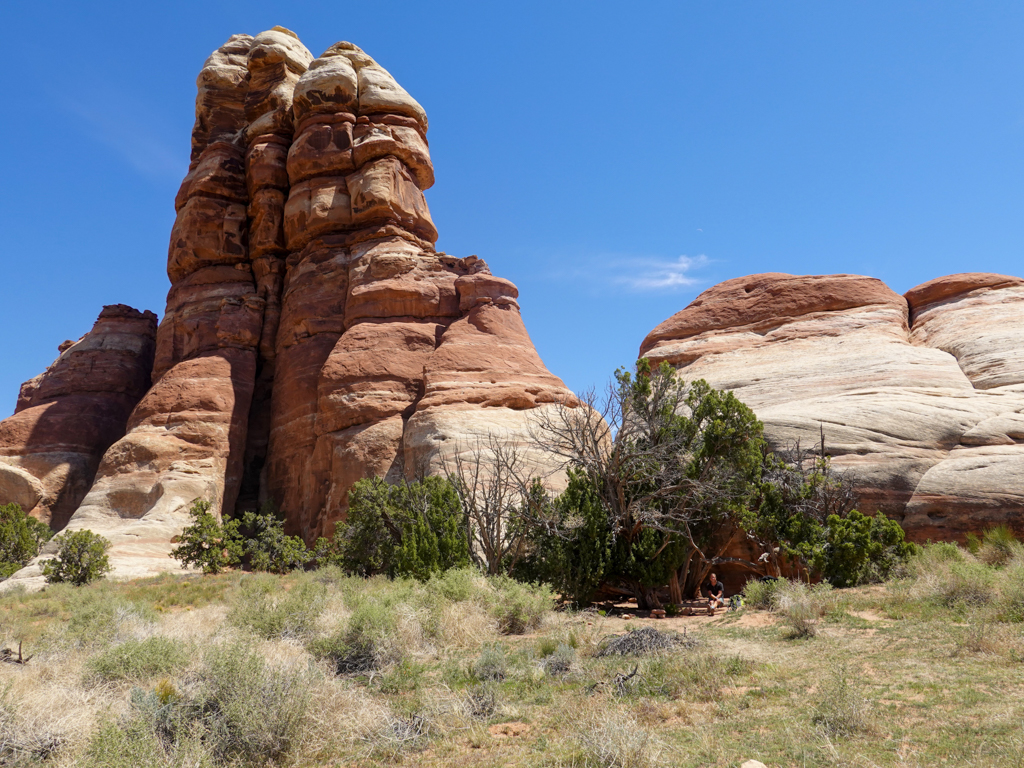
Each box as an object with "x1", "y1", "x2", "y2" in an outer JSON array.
[{"x1": 706, "y1": 581, "x2": 724, "y2": 598}]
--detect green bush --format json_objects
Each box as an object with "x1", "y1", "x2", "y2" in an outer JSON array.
[
  {"x1": 815, "y1": 510, "x2": 917, "y2": 588},
  {"x1": 86, "y1": 637, "x2": 189, "y2": 683},
  {"x1": 87, "y1": 642, "x2": 312, "y2": 767},
  {"x1": 41, "y1": 529, "x2": 112, "y2": 586},
  {"x1": 471, "y1": 644, "x2": 507, "y2": 681},
  {"x1": 488, "y1": 575, "x2": 553, "y2": 634},
  {"x1": 0, "y1": 503, "x2": 52, "y2": 578},
  {"x1": 170, "y1": 499, "x2": 242, "y2": 574},
  {"x1": 236, "y1": 504, "x2": 310, "y2": 574},
  {"x1": 742, "y1": 578, "x2": 783, "y2": 609},
  {"x1": 516, "y1": 469, "x2": 612, "y2": 606},
  {"x1": 227, "y1": 574, "x2": 326, "y2": 639},
  {"x1": 978, "y1": 525, "x2": 1023, "y2": 566},
  {"x1": 336, "y1": 477, "x2": 470, "y2": 580}
]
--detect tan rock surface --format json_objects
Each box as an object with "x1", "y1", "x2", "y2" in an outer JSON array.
[{"x1": 642, "y1": 272, "x2": 1024, "y2": 541}]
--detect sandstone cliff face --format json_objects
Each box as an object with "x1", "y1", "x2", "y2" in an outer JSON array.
[
  {"x1": 641, "y1": 272, "x2": 1024, "y2": 541},
  {"x1": 0, "y1": 306, "x2": 156, "y2": 529},
  {"x1": 0, "y1": 27, "x2": 573, "y2": 583}
]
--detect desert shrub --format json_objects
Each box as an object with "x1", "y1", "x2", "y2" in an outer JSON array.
[
  {"x1": 472, "y1": 644, "x2": 508, "y2": 681},
  {"x1": 170, "y1": 499, "x2": 242, "y2": 574},
  {"x1": 0, "y1": 503, "x2": 52, "y2": 578},
  {"x1": 742, "y1": 577, "x2": 783, "y2": 609},
  {"x1": 236, "y1": 504, "x2": 310, "y2": 574},
  {"x1": 228, "y1": 574, "x2": 327, "y2": 639},
  {"x1": 574, "y1": 707, "x2": 663, "y2": 768},
  {"x1": 978, "y1": 525, "x2": 1023, "y2": 566},
  {"x1": 998, "y1": 558, "x2": 1024, "y2": 622},
  {"x1": 812, "y1": 663, "x2": 869, "y2": 737},
  {"x1": 776, "y1": 581, "x2": 835, "y2": 638},
  {"x1": 86, "y1": 637, "x2": 189, "y2": 683},
  {"x1": 815, "y1": 510, "x2": 917, "y2": 587},
  {"x1": 41, "y1": 529, "x2": 111, "y2": 586},
  {"x1": 488, "y1": 575, "x2": 553, "y2": 634},
  {"x1": 33, "y1": 584, "x2": 156, "y2": 649},
  {"x1": 91, "y1": 643, "x2": 313, "y2": 767},
  {"x1": 910, "y1": 545, "x2": 994, "y2": 608},
  {"x1": 543, "y1": 643, "x2": 577, "y2": 677},
  {"x1": 200, "y1": 642, "x2": 312, "y2": 763},
  {"x1": 83, "y1": 717, "x2": 167, "y2": 768},
  {"x1": 309, "y1": 596, "x2": 406, "y2": 673},
  {"x1": 336, "y1": 477, "x2": 470, "y2": 580}
]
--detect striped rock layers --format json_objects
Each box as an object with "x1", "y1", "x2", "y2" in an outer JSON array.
[
  {"x1": 0, "y1": 306, "x2": 156, "y2": 530},
  {"x1": 641, "y1": 272, "x2": 1024, "y2": 542},
  {"x1": 0, "y1": 27, "x2": 573, "y2": 583}
]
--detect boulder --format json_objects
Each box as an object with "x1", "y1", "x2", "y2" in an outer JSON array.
[{"x1": 641, "y1": 272, "x2": 1024, "y2": 541}]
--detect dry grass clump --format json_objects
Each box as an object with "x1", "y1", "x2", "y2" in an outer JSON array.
[
  {"x1": 903, "y1": 542, "x2": 994, "y2": 609},
  {"x1": 975, "y1": 525, "x2": 1024, "y2": 567},
  {"x1": 775, "y1": 581, "x2": 837, "y2": 638},
  {"x1": 81, "y1": 640, "x2": 314, "y2": 768},
  {"x1": 812, "y1": 663, "x2": 870, "y2": 737},
  {"x1": 571, "y1": 703, "x2": 666, "y2": 768}
]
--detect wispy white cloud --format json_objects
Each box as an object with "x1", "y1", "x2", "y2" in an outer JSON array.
[{"x1": 612, "y1": 254, "x2": 709, "y2": 291}]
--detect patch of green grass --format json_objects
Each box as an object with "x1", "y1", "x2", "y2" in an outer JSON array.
[{"x1": 85, "y1": 636, "x2": 190, "y2": 683}]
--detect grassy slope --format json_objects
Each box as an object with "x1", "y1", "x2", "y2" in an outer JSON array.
[{"x1": 0, "y1": 557, "x2": 1022, "y2": 767}]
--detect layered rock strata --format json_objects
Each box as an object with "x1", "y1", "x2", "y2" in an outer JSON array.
[
  {"x1": 641, "y1": 272, "x2": 1024, "y2": 541},
  {"x1": 0, "y1": 27, "x2": 573, "y2": 585},
  {"x1": 41, "y1": 33, "x2": 270, "y2": 579},
  {"x1": 0, "y1": 306, "x2": 156, "y2": 529}
]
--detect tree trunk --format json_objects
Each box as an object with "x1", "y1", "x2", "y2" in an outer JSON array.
[
  {"x1": 668, "y1": 570, "x2": 683, "y2": 605},
  {"x1": 634, "y1": 583, "x2": 663, "y2": 611}
]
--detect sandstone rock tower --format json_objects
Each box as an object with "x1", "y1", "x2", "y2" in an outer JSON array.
[
  {"x1": 0, "y1": 28, "x2": 573, "y2": 580},
  {"x1": 641, "y1": 272, "x2": 1024, "y2": 542}
]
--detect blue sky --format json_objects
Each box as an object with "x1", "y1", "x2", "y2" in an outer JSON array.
[{"x1": 2, "y1": 1, "x2": 1023, "y2": 413}]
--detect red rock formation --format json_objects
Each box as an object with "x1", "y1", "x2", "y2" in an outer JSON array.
[
  {"x1": 0, "y1": 306, "x2": 156, "y2": 529},
  {"x1": 0, "y1": 28, "x2": 574, "y2": 585},
  {"x1": 47, "y1": 34, "x2": 268, "y2": 579},
  {"x1": 642, "y1": 272, "x2": 1024, "y2": 542}
]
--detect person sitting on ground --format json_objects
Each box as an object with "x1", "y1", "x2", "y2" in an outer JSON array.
[{"x1": 705, "y1": 573, "x2": 725, "y2": 610}]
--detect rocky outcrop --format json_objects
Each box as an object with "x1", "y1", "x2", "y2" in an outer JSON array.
[
  {"x1": 0, "y1": 306, "x2": 156, "y2": 529},
  {"x1": 641, "y1": 272, "x2": 1024, "y2": 542},
  {"x1": 0, "y1": 27, "x2": 573, "y2": 584}
]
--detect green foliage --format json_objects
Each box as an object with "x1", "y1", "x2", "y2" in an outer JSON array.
[
  {"x1": 86, "y1": 642, "x2": 311, "y2": 767},
  {"x1": 236, "y1": 503, "x2": 310, "y2": 574},
  {"x1": 517, "y1": 469, "x2": 611, "y2": 605},
  {"x1": 41, "y1": 529, "x2": 112, "y2": 586},
  {"x1": 741, "y1": 578, "x2": 784, "y2": 610},
  {"x1": 488, "y1": 575, "x2": 553, "y2": 634},
  {"x1": 227, "y1": 574, "x2": 327, "y2": 639},
  {"x1": 85, "y1": 637, "x2": 189, "y2": 683},
  {"x1": 609, "y1": 363, "x2": 765, "y2": 596},
  {"x1": 812, "y1": 663, "x2": 869, "y2": 737},
  {"x1": 336, "y1": 476, "x2": 470, "y2": 580},
  {"x1": 977, "y1": 525, "x2": 1023, "y2": 566},
  {"x1": 0, "y1": 503, "x2": 52, "y2": 578},
  {"x1": 471, "y1": 644, "x2": 507, "y2": 681},
  {"x1": 815, "y1": 510, "x2": 918, "y2": 588},
  {"x1": 170, "y1": 500, "x2": 242, "y2": 574}
]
